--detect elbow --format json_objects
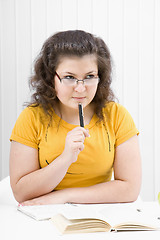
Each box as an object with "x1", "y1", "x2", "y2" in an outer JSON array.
[
  {"x1": 115, "y1": 178, "x2": 141, "y2": 203},
  {"x1": 125, "y1": 182, "x2": 141, "y2": 203},
  {"x1": 11, "y1": 187, "x2": 25, "y2": 203},
  {"x1": 13, "y1": 191, "x2": 26, "y2": 203},
  {"x1": 127, "y1": 192, "x2": 139, "y2": 203},
  {"x1": 120, "y1": 191, "x2": 140, "y2": 204},
  {"x1": 10, "y1": 181, "x2": 28, "y2": 203},
  {"x1": 131, "y1": 177, "x2": 142, "y2": 202}
]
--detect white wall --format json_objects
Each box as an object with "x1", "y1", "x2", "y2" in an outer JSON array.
[{"x1": 0, "y1": 0, "x2": 160, "y2": 201}]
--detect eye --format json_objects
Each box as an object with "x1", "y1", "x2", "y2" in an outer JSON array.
[
  {"x1": 64, "y1": 75, "x2": 75, "y2": 80},
  {"x1": 86, "y1": 74, "x2": 96, "y2": 79}
]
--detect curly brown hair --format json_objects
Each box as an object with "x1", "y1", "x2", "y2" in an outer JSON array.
[{"x1": 29, "y1": 30, "x2": 116, "y2": 120}]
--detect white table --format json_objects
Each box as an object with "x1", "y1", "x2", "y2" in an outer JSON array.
[{"x1": 0, "y1": 176, "x2": 160, "y2": 240}]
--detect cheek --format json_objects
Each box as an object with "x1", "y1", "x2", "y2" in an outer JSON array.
[
  {"x1": 88, "y1": 86, "x2": 98, "y2": 99},
  {"x1": 55, "y1": 81, "x2": 64, "y2": 99},
  {"x1": 56, "y1": 86, "x2": 72, "y2": 100}
]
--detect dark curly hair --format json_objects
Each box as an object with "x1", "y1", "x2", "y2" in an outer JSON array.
[{"x1": 29, "y1": 30, "x2": 116, "y2": 120}]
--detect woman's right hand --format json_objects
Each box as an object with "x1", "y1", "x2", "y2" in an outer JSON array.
[{"x1": 62, "y1": 127, "x2": 90, "y2": 163}]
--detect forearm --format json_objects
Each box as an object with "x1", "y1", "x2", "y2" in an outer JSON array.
[
  {"x1": 66, "y1": 180, "x2": 140, "y2": 204},
  {"x1": 13, "y1": 153, "x2": 71, "y2": 202},
  {"x1": 20, "y1": 179, "x2": 140, "y2": 206}
]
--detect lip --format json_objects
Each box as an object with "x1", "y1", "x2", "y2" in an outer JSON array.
[{"x1": 72, "y1": 97, "x2": 86, "y2": 100}]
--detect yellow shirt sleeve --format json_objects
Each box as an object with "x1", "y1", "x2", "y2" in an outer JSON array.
[
  {"x1": 113, "y1": 103, "x2": 139, "y2": 147},
  {"x1": 10, "y1": 107, "x2": 40, "y2": 149}
]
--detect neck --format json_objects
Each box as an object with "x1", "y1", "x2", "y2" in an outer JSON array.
[{"x1": 55, "y1": 102, "x2": 95, "y2": 125}]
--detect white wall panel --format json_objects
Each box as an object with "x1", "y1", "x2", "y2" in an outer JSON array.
[
  {"x1": 31, "y1": 0, "x2": 47, "y2": 61},
  {"x1": 15, "y1": 0, "x2": 32, "y2": 116},
  {"x1": 139, "y1": 0, "x2": 155, "y2": 201},
  {"x1": 107, "y1": 0, "x2": 124, "y2": 104},
  {"x1": 123, "y1": 0, "x2": 139, "y2": 126},
  {"x1": 0, "y1": 0, "x2": 160, "y2": 201},
  {"x1": 154, "y1": 0, "x2": 160, "y2": 201},
  {"x1": 92, "y1": 0, "x2": 108, "y2": 42},
  {"x1": 47, "y1": 0, "x2": 62, "y2": 37},
  {"x1": 61, "y1": 0, "x2": 78, "y2": 30},
  {"x1": 77, "y1": 0, "x2": 93, "y2": 32},
  {"x1": 0, "y1": 0, "x2": 2, "y2": 180},
  {"x1": 0, "y1": 0, "x2": 17, "y2": 179}
]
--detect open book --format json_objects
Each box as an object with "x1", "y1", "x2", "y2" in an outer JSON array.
[
  {"x1": 51, "y1": 213, "x2": 159, "y2": 234},
  {"x1": 17, "y1": 202, "x2": 160, "y2": 234}
]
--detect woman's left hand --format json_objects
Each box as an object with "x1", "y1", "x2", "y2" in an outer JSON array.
[{"x1": 20, "y1": 189, "x2": 68, "y2": 206}]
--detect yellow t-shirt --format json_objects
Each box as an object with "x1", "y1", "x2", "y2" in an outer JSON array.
[{"x1": 10, "y1": 102, "x2": 139, "y2": 190}]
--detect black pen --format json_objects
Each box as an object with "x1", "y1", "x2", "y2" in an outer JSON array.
[{"x1": 78, "y1": 103, "x2": 84, "y2": 127}]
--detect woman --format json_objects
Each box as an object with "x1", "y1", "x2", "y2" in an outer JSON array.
[{"x1": 9, "y1": 30, "x2": 141, "y2": 205}]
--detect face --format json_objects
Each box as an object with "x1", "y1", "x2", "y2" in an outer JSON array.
[{"x1": 54, "y1": 54, "x2": 99, "y2": 111}]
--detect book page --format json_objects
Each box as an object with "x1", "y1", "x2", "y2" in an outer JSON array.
[
  {"x1": 51, "y1": 214, "x2": 111, "y2": 234},
  {"x1": 17, "y1": 203, "x2": 102, "y2": 221},
  {"x1": 17, "y1": 204, "x2": 81, "y2": 220},
  {"x1": 98, "y1": 203, "x2": 160, "y2": 229}
]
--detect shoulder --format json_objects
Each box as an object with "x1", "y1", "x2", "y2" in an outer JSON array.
[
  {"x1": 103, "y1": 102, "x2": 139, "y2": 146},
  {"x1": 103, "y1": 101, "x2": 128, "y2": 119},
  {"x1": 14, "y1": 105, "x2": 50, "y2": 132},
  {"x1": 10, "y1": 105, "x2": 47, "y2": 148},
  {"x1": 103, "y1": 101, "x2": 137, "y2": 131},
  {"x1": 19, "y1": 105, "x2": 47, "y2": 122}
]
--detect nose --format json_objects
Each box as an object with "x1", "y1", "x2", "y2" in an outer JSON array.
[{"x1": 74, "y1": 82, "x2": 86, "y2": 92}]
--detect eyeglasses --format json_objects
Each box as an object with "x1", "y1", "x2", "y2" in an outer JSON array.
[{"x1": 55, "y1": 72, "x2": 100, "y2": 86}]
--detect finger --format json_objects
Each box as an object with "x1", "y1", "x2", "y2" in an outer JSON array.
[
  {"x1": 72, "y1": 142, "x2": 84, "y2": 152},
  {"x1": 22, "y1": 201, "x2": 39, "y2": 206},
  {"x1": 20, "y1": 201, "x2": 31, "y2": 206},
  {"x1": 71, "y1": 134, "x2": 85, "y2": 143},
  {"x1": 69, "y1": 127, "x2": 90, "y2": 138},
  {"x1": 80, "y1": 128, "x2": 90, "y2": 138}
]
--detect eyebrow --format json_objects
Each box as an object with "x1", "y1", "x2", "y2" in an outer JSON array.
[{"x1": 61, "y1": 71, "x2": 98, "y2": 75}]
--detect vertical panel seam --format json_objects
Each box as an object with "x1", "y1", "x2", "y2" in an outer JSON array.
[
  {"x1": 107, "y1": 0, "x2": 109, "y2": 43},
  {"x1": 14, "y1": 0, "x2": 17, "y2": 117},
  {"x1": 61, "y1": 0, "x2": 63, "y2": 30},
  {"x1": 122, "y1": 0, "x2": 124, "y2": 105},
  {"x1": 153, "y1": 0, "x2": 156, "y2": 201},
  {"x1": 29, "y1": 0, "x2": 32, "y2": 79},
  {"x1": 76, "y1": 0, "x2": 78, "y2": 29},
  {"x1": 91, "y1": 0, "x2": 93, "y2": 33},
  {"x1": 0, "y1": 0, "x2": 2, "y2": 180},
  {"x1": 45, "y1": 0, "x2": 47, "y2": 38},
  {"x1": 138, "y1": 0, "x2": 142, "y2": 154},
  {"x1": 30, "y1": 0, "x2": 33, "y2": 63},
  {"x1": 15, "y1": 0, "x2": 18, "y2": 118},
  {"x1": 137, "y1": 0, "x2": 140, "y2": 131}
]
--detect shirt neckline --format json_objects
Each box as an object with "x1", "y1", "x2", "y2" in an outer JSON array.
[{"x1": 52, "y1": 109, "x2": 99, "y2": 130}]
